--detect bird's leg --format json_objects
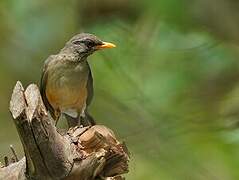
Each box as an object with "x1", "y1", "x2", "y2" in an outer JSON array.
[
  {"x1": 79, "y1": 103, "x2": 93, "y2": 127},
  {"x1": 79, "y1": 104, "x2": 87, "y2": 127}
]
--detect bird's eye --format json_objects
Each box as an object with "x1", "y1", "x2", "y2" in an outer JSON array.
[
  {"x1": 84, "y1": 40, "x2": 95, "y2": 47},
  {"x1": 72, "y1": 39, "x2": 95, "y2": 48}
]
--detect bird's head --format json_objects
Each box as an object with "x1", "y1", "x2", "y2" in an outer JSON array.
[{"x1": 65, "y1": 33, "x2": 116, "y2": 59}]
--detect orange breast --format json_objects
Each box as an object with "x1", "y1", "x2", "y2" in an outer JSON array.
[
  {"x1": 45, "y1": 59, "x2": 90, "y2": 115},
  {"x1": 46, "y1": 79, "x2": 88, "y2": 114}
]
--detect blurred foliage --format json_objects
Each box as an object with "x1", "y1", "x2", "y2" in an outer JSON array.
[{"x1": 1, "y1": 0, "x2": 239, "y2": 179}]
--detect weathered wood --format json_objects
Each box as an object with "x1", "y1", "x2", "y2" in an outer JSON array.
[
  {"x1": 0, "y1": 158, "x2": 26, "y2": 180},
  {"x1": 1, "y1": 81, "x2": 129, "y2": 180}
]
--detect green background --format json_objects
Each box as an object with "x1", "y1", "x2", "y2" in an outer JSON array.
[{"x1": 1, "y1": 0, "x2": 239, "y2": 179}]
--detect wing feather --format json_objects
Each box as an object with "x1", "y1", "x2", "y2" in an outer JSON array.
[
  {"x1": 40, "y1": 55, "x2": 56, "y2": 119},
  {"x1": 86, "y1": 63, "x2": 94, "y2": 106}
]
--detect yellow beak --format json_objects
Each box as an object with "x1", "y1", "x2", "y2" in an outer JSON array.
[{"x1": 96, "y1": 42, "x2": 116, "y2": 49}]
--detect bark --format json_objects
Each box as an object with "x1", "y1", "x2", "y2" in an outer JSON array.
[{"x1": 0, "y1": 81, "x2": 129, "y2": 180}]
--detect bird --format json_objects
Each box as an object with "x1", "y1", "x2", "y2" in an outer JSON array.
[{"x1": 40, "y1": 33, "x2": 116, "y2": 127}]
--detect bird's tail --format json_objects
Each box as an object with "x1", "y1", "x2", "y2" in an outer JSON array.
[{"x1": 64, "y1": 112, "x2": 95, "y2": 128}]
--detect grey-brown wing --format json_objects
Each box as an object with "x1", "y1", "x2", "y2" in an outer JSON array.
[
  {"x1": 85, "y1": 67, "x2": 95, "y2": 125},
  {"x1": 86, "y1": 67, "x2": 94, "y2": 107},
  {"x1": 40, "y1": 56, "x2": 56, "y2": 119}
]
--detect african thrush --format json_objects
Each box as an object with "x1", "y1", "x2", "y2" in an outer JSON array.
[{"x1": 40, "y1": 33, "x2": 116, "y2": 127}]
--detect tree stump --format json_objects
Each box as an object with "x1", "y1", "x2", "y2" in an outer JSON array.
[{"x1": 0, "y1": 81, "x2": 129, "y2": 180}]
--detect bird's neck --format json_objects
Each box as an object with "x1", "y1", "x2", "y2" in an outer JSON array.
[{"x1": 60, "y1": 46, "x2": 88, "y2": 62}]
